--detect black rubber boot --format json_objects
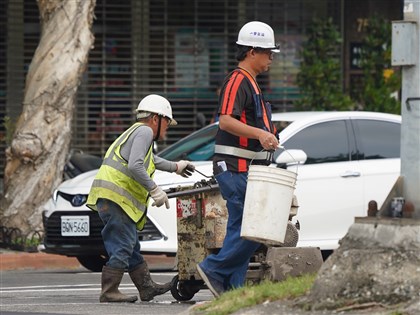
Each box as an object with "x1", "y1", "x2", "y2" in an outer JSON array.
[
  {"x1": 129, "y1": 261, "x2": 171, "y2": 301},
  {"x1": 100, "y1": 265, "x2": 138, "y2": 303}
]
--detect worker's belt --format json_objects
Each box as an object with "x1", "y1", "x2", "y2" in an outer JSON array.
[{"x1": 214, "y1": 145, "x2": 270, "y2": 160}]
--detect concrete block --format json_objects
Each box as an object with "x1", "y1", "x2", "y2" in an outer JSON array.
[{"x1": 263, "y1": 247, "x2": 323, "y2": 281}]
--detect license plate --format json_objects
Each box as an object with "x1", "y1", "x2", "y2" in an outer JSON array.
[{"x1": 61, "y1": 216, "x2": 90, "y2": 236}]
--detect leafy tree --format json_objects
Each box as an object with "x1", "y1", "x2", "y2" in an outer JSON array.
[
  {"x1": 357, "y1": 15, "x2": 401, "y2": 114},
  {"x1": 296, "y1": 17, "x2": 353, "y2": 111}
]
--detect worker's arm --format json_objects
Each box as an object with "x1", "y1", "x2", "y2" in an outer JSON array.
[
  {"x1": 124, "y1": 127, "x2": 160, "y2": 191},
  {"x1": 219, "y1": 114, "x2": 278, "y2": 150}
]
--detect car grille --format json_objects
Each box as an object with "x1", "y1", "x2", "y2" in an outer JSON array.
[
  {"x1": 44, "y1": 211, "x2": 104, "y2": 246},
  {"x1": 44, "y1": 211, "x2": 164, "y2": 246}
]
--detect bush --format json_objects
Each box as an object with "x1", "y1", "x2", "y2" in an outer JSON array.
[
  {"x1": 357, "y1": 15, "x2": 401, "y2": 114},
  {"x1": 296, "y1": 17, "x2": 353, "y2": 111}
]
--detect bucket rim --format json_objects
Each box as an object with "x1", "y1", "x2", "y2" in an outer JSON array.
[{"x1": 248, "y1": 164, "x2": 297, "y2": 177}]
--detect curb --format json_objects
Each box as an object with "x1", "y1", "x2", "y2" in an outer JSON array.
[
  {"x1": 0, "y1": 249, "x2": 177, "y2": 271},
  {"x1": 0, "y1": 250, "x2": 81, "y2": 271}
]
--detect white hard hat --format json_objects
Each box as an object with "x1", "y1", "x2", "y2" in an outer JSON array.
[
  {"x1": 236, "y1": 21, "x2": 280, "y2": 53},
  {"x1": 136, "y1": 94, "x2": 177, "y2": 125}
]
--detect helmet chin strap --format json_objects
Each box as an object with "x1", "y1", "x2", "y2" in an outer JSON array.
[{"x1": 154, "y1": 116, "x2": 162, "y2": 141}]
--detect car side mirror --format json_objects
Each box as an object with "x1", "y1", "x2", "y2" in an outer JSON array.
[{"x1": 275, "y1": 149, "x2": 307, "y2": 166}]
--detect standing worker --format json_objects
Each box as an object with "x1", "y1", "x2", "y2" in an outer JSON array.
[
  {"x1": 196, "y1": 21, "x2": 280, "y2": 297},
  {"x1": 87, "y1": 94, "x2": 195, "y2": 303}
]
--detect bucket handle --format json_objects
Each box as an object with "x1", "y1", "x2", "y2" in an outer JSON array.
[
  {"x1": 249, "y1": 149, "x2": 274, "y2": 166},
  {"x1": 276, "y1": 145, "x2": 299, "y2": 174},
  {"x1": 250, "y1": 146, "x2": 299, "y2": 175}
]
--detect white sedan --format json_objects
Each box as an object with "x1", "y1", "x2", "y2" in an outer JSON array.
[{"x1": 42, "y1": 111, "x2": 401, "y2": 270}]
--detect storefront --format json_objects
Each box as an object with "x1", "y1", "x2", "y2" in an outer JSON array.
[{"x1": 0, "y1": 0, "x2": 403, "y2": 180}]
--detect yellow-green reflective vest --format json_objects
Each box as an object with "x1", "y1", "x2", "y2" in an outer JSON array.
[{"x1": 86, "y1": 122, "x2": 155, "y2": 230}]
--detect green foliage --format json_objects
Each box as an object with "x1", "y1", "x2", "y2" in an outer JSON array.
[
  {"x1": 295, "y1": 15, "x2": 401, "y2": 114},
  {"x1": 11, "y1": 236, "x2": 41, "y2": 248},
  {"x1": 296, "y1": 17, "x2": 353, "y2": 111},
  {"x1": 357, "y1": 15, "x2": 401, "y2": 114},
  {"x1": 195, "y1": 273, "x2": 316, "y2": 315}
]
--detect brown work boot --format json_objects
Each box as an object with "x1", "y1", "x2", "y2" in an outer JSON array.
[
  {"x1": 100, "y1": 265, "x2": 138, "y2": 303},
  {"x1": 129, "y1": 261, "x2": 171, "y2": 301}
]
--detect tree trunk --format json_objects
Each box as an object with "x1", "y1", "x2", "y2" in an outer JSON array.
[{"x1": 0, "y1": 0, "x2": 95, "y2": 234}]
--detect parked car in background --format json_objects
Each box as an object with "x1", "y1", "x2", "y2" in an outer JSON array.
[
  {"x1": 42, "y1": 111, "x2": 401, "y2": 271},
  {"x1": 273, "y1": 111, "x2": 401, "y2": 256}
]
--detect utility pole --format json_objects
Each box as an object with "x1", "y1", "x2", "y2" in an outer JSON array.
[
  {"x1": 391, "y1": 0, "x2": 420, "y2": 219},
  {"x1": 306, "y1": 4, "x2": 420, "y2": 308}
]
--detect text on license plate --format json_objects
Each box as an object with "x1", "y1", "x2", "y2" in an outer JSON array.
[{"x1": 61, "y1": 216, "x2": 90, "y2": 236}]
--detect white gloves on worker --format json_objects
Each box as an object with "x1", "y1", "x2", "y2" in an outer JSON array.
[
  {"x1": 150, "y1": 185, "x2": 170, "y2": 209},
  {"x1": 176, "y1": 160, "x2": 195, "y2": 178}
]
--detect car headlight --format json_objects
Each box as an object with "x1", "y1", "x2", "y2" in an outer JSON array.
[
  {"x1": 52, "y1": 190, "x2": 58, "y2": 203},
  {"x1": 71, "y1": 194, "x2": 87, "y2": 207}
]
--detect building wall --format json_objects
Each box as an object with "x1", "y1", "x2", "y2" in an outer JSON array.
[
  {"x1": 0, "y1": 0, "x2": 402, "y2": 181},
  {"x1": 343, "y1": 0, "x2": 403, "y2": 93}
]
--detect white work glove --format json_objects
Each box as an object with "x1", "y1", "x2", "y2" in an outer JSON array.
[
  {"x1": 176, "y1": 160, "x2": 195, "y2": 178},
  {"x1": 150, "y1": 186, "x2": 170, "y2": 209}
]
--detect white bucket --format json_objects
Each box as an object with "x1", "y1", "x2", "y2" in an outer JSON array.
[{"x1": 241, "y1": 165, "x2": 297, "y2": 245}]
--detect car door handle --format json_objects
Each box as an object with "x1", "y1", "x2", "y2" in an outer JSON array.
[{"x1": 340, "y1": 171, "x2": 361, "y2": 178}]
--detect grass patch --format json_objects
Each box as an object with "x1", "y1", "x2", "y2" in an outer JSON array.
[{"x1": 194, "y1": 273, "x2": 317, "y2": 315}]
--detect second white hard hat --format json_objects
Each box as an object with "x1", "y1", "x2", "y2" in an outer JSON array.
[
  {"x1": 236, "y1": 21, "x2": 280, "y2": 53},
  {"x1": 136, "y1": 94, "x2": 177, "y2": 125}
]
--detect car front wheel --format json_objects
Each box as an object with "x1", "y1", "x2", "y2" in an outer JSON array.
[{"x1": 76, "y1": 255, "x2": 108, "y2": 272}]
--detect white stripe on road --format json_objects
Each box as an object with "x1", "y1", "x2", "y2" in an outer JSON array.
[
  {"x1": 3, "y1": 288, "x2": 103, "y2": 293},
  {"x1": 2, "y1": 284, "x2": 100, "y2": 290},
  {"x1": 1, "y1": 272, "x2": 176, "y2": 292},
  {"x1": 1, "y1": 284, "x2": 137, "y2": 293},
  {"x1": 2, "y1": 303, "x2": 109, "y2": 306}
]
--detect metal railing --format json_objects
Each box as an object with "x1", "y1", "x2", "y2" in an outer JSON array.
[{"x1": 0, "y1": 225, "x2": 43, "y2": 252}]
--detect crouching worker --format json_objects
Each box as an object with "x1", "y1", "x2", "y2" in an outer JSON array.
[{"x1": 86, "y1": 94, "x2": 195, "y2": 303}]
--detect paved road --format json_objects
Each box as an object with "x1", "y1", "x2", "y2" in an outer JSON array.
[{"x1": 1, "y1": 269, "x2": 212, "y2": 315}]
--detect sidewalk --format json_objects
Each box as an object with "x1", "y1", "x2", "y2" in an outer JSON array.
[{"x1": 0, "y1": 248, "x2": 82, "y2": 271}]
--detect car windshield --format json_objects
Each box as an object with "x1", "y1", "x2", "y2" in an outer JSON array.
[
  {"x1": 273, "y1": 120, "x2": 292, "y2": 134},
  {"x1": 158, "y1": 123, "x2": 218, "y2": 161}
]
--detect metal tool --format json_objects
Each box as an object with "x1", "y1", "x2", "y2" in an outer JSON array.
[{"x1": 186, "y1": 164, "x2": 213, "y2": 179}]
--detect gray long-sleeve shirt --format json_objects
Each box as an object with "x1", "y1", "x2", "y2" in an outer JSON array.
[{"x1": 119, "y1": 125, "x2": 177, "y2": 191}]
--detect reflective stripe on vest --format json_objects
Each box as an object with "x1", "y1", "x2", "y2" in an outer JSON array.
[
  {"x1": 214, "y1": 144, "x2": 271, "y2": 160},
  {"x1": 91, "y1": 179, "x2": 146, "y2": 212},
  {"x1": 86, "y1": 122, "x2": 154, "y2": 229}
]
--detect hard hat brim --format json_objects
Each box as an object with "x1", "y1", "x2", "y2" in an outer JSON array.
[{"x1": 236, "y1": 41, "x2": 280, "y2": 53}]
